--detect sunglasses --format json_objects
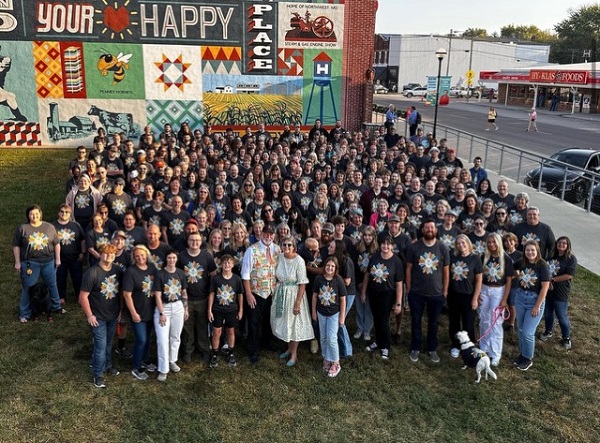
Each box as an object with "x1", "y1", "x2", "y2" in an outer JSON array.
[
  {"x1": 281, "y1": 243, "x2": 293, "y2": 247},
  {"x1": 474, "y1": 222, "x2": 485, "y2": 226},
  {"x1": 264, "y1": 208, "x2": 273, "y2": 212}
]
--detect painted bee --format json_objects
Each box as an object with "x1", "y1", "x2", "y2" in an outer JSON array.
[{"x1": 97, "y1": 52, "x2": 132, "y2": 85}]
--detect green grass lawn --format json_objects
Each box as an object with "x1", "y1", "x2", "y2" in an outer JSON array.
[{"x1": 1, "y1": 149, "x2": 599, "y2": 443}]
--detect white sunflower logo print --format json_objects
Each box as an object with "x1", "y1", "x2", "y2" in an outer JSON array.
[
  {"x1": 358, "y1": 253, "x2": 370, "y2": 272},
  {"x1": 317, "y1": 213, "x2": 327, "y2": 224},
  {"x1": 215, "y1": 202, "x2": 226, "y2": 216},
  {"x1": 149, "y1": 215, "x2": 161, "y2": 226},
  {"x1": 57, "y1": 228, "x2": 75, "y2": 246},
  {"x1": 376, "y1": 220, "x2": 386, "y2": 233},
  {"x1": 170, "y1": 218, "x2": 185, "y2": 235},
  {"x1": 271, "y1": 200, "x2": 281, "y2": 211},
  {"x1": 96, "y1": 237, "x2": 110, "y2": 249},
  {"x1": 164, "y1": 278, "x2": 182, "y2": 302},
  {"x1": 484, "y1": 260, "x2": 502, "y2": 283},
  {"x1": 124, "y1": 235, "x2": 135, "y2": 251},
  {"x1": 280, "y1": 215, "x2": 289, "y2": 225},
  {"x1": 142, "y1": 275, "x2": 154, "y2": 298},
  {"x1": 548, "y1": 259, "x2": 560, "y2": 277},
  {"x1": 217, "y1": 284, "x2": 235, "y2": 306},
  {"x1": 150, "y1": 254, "x2": 163, "y2": 270},
  {"x1": 75, "y1": 193, "x2": 90, "y2": 209},
  {"x1": 440, "y1": 234, "x2": 455, "y2": 249},
  {"x1": 184, "y1": 261, "x2": 204, "y2": 283},
  {"x1": 100, "y1": 274, "x2": 119, "y2": 300},
  {"x1": 452, "y1": 261, "x2": 469, "y2": 281},
  {"x1": 519, "y1": 268, "x2": 538, "y2": 289},
  {"x1": 390, "y1": 203, "x2": 399, "y2": 213},
  {"x1": 318, "y1": 284, "x2": 336, "y2": 306},
  {"x1": 419, "y1": 252, "x2": 440, "y2": 275},
  {"x1": 370, "y1": 263, "x2": 390, "y2": 283},
  {"x1": 408, "y1": 215, "x2": 420, "y2": 228},
  {"x1": 424, "y1": 201, "x2": 435, "y2": 214},
  {"x1": 463, "y1": 218, "x2": 474, "y2": 231},
  {"x1": 521, "y1": 233, "x2": 540, "y2": 246},
  {"x1": 510, "y1": 213, "x2": 523, "y2": 224},
  {"x1": 300, "y1": 197, "x2": 311, "y2": 210},
  {"x1": 474, "y1": 240, "x2": 486, "y2": 255},
  {"x1": 230, "y1": 182, "x2": 240, "y2": 194},
  {"x1": 112, "y1": 199, "x2": 127, "y2": 215},
  {"x1": 28, "y1": 232, "x2": 49, "y2": 251}
]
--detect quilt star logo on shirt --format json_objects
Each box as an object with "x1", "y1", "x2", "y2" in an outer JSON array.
[
  {"x1": 142, "y1": 275, "x2": 154, "y2": 298},
  {"x1": 376, "y1": 220, "x2": 386, "y2": 233},
  {"x1": 149, "y1": 215, "x2": 161, "y2": 226},
  {"x1": 484, "y1": 260, "x2": 502, "y2": 282},
  {"x1": 164, "y1": 278, "x2": 182, "y2": 302},
  {"x1": 318, "y1": 284, "x2": 336, "y2": 306},
  {"x1": 473, "y1": 240, "x2": 486, "y2": 255},
  {"x1": 300, "y1": 197, "x2": 311, "y2": 210},
  {"x1": 440, "y1": 234, "x2": 455, "y2": 249},
  {"x1": 521, "y1": 233, "x2": 540, "y2": 245},
  {"x1": 408, "y1": 215, "x2": 420, "y2": 228},
  {"x1": 28, "y1": 232, "x2": 49, "y2": 251},
  {"x1": 101, "y1": 274, "x2": 119, "y2": 300},
  {"x1": 419, "y1": 252, "x2": 440, "y2": 274},
  {"x1": 112, "y1": 199, "x2": 127, "y2": 215},
  {"x1": 75, "y1": 193, "x2": 90, "y2": 209},
  {"x1": 150, "y1": 254, "x2": 163, "y2": 270},
  {"x1": 451, "y1": 260, "x2": 469, "y2": 281},
  {"x1": 184, "y1": 261, "x2": 204, "y2": 283},
  {"x1": 510, "y1": 213, "x2": 523, "y2": 224},
  {"x1": 170, "y1": 218, "x2": 185, "y2": 235},
  {"x1": 57, "y1": 228, "x2": 75, "y2": 246},
  {"x1": 547, "y1": 259, "x2": 560, "y2": 277},
  {"x1": 97, "y1": 237, "x2": 110, "y2": 249},
  {"x1": 217, "y1": 284, "x2": 235, "y2": 306},
  {"x1": 358, "y1": 252, "x2": 370, "y2": 272},
  {"x1": 370, "y1": 263, "x2": 390, "y2": 283},
  {"x1": 519, "y1": 268, "x2": 538, "y2": 289},
  {"x1": 424, "y1": 201, "x2": 435, "y2": 214},
  {"x1": 316, "y1": 212, "x2": 327, "y2": 224}
]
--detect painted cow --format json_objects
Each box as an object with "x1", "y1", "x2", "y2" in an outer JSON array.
[{"x1": 88, "y1": 105, "x2": 134, "y2": 136}]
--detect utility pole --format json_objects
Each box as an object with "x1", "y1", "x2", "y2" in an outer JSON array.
[
  {"x1": 466, "y1": 36, "x2": 474, "y2": 103},
  {"x1": 446, "y1": 29, "x2": 453, "y2": 76}
]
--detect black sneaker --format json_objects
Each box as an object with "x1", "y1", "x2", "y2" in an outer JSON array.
[
  {"x1": 517, "y1": 358, "x2": 533, "y2": 371},
  {"x1": 513, "y1": 355, "x2": 525, "y2": 366},
  {"x1": 141, "y1": 362, "x2": 157, "y2": 373},
  {"x1": 106, "y1": 367, "x2": 120, "y2": 376},
  {"x1": 227, "y1": 351, "x2": 237, "y2": 367},
  {"x1": 94, "y1": 376, "x2": 106, "y2": 388},
  {"x1": 131, "y1": 369, "x2": 149, "y2": 381},
  {"x1": 210, "y1": 352, "x2": 219, "y2": 368},
  {"x1": 539, "y1": 331, "x2": 553, "y2": 342},
  {"x1": 562, "y1": 339, "x2": 572, "y2": 350},
  {"x1": 115, "y1": 347, "x2": 133, "y2": 359}
]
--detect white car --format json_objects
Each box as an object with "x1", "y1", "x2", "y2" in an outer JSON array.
[
  {"x1": 448, "y1": 87, "x2": 469, "y2": 98},
  {"x1": 402, "y1": 87, "x2": 428, "y2": 98},
  {"x1": 374, "y1": 84, "x2": 389, "y2": 94}
]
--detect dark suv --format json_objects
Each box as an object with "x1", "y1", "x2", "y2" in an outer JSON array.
[{"x1": 524, "y1": 147, "x2": 600, "y2": 203}]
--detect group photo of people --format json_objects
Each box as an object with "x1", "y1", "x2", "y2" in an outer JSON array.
[{"x1": 13, "y1": 120, "x2": 577, "y2": 388}]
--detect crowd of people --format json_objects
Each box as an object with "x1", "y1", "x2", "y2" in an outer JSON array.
[{"x1": 12, "y1": 120, "x2": 577, "y2": 387}]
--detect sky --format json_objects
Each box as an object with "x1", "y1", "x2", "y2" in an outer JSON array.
[{"x1": 375, "y1": 0, "x2": 589, "y2": 35}]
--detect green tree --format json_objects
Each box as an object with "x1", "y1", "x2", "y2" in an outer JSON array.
[
  {"x1": 552, "y1": 4, "x2": 600, "y2": 63},
  {"x1": 500, "y1": 24, "x2": 555, "y2": 42},
  {"x1": 463, "y1": 28, "x2": 487, "y2": 38}
]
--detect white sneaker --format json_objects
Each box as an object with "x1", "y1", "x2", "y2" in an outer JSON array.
[
  {"x1": 363, "y1": 332, "x2": 371, "y2": 341},
  {"x1": 450, "y1": 348, "x2": 460, "y2": 358},
  {"x1": 491, "y1": 358, "x2": 500, "y2": 367},
  {"x1": 365, "y1": 342, "x2": 378, "y2": 352},
  {"x1": 169, "y1": 362, "x2": 181, "y2": 373},
  {"x1": 157, "y1": 372, "x2": 167, "y2": 382},
  {"x1": 353, "y1": 330, "x2": 363, "y2": 339}
]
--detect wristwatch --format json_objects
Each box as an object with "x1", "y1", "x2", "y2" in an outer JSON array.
[{"x1": 159, "y1": 312, "x2": 164, "y2": 316}]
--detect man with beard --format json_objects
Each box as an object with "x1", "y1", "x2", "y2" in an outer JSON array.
[{"x1": 405, "y1": 219, "x2": 450, "y2": 364}]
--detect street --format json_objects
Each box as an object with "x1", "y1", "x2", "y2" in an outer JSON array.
[{"x1": 373, "y1": 95, "x2": 600, "y2": 158}]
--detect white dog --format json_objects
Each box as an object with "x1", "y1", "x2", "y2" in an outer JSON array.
[{"x1": 455, "y1": 331, "x2": 497, "y2": 383}]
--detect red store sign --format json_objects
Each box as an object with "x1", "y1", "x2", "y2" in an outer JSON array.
[{"x1": 529, "y1": 70, "x2": 589, "y2": 85}]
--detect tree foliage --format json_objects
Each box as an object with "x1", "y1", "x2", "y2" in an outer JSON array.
[
  {"x1": 500, "y1": 24, "x2": 556, "y2": 42},
  {"x1": 463, "y1": 28, "x2": 487, "y2": 38},
  {"x1": 551, "y1": 4, "x2": 600, "y2": 64}
]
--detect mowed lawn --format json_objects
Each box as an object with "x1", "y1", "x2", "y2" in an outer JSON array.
[{"x1": 1, "y1": 149, "x2": 599, "y2": 443}]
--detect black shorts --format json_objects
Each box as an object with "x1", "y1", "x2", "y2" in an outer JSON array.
[
  {"x1": 487, "y1": 119, "x2": 495, "y2": 123},
  {"x1": 211, "y1": 310, "x2": 238, "y2": 328}
]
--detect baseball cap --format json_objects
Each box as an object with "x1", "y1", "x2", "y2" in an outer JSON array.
[
  {"x1": 112, "y1": 230, "x2": 128, "y2": 240},
  {"x1": 114, "y1": 178, "x2": 126, "y2": 186},
  {"x1": 388, "y1": 214, "x2": 401, "y2": 223},
  {"x1": 322, "y1": 222, "x2": 334, "y2": 233}
]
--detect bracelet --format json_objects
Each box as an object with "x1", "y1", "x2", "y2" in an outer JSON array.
[{"x1": 395, "y1": 303, "x2": 402, "y2": 307}]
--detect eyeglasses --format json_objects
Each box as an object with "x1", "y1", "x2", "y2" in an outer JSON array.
[
  {"x1": 264, "y1": 208, "x2": 273, "y2": 212},
  {"x1": 222, "y1": 227, "x2": 231, "y2": 230},
  {"x1": 200, "y1": 190, "x2": 208, "y2": 194},
  {"x1": 474, "y1": 222, "x2": 485, "y2": 226}
]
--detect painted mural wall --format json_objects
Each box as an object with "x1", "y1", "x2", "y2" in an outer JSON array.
[{"x1": 0, "y1": 0, "x2": 345, "y2": 146}]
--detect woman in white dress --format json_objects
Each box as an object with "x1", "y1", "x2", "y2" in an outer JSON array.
[{"x1": 271, "y1": 236, "x2": 314, "y2": 366}]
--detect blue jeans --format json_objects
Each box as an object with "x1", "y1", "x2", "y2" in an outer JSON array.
[
  {"x1": 544, "y1": 296, "x2": 570, "y2": 339},
  {"x1": 91, "y1": 318, "x2": 117, "y2": 378},
  {"x1": 408, "y1": 292, "x2": 445, "y2": 352},
  {"x1": 56, "y1": 258, "x2": 83, "y2": 302},
  {"x1": 515, "y1": 288, "x2": 545, "y2": 359},
  {"x1": 19, "y1": 259, "x2": 62, "y2": 319},
  {"x1": 337, "y1": 295, "x2": 355, "y2": 358},
  {"x1": 354, "y1": 292, "x2": 373, "y2": 334},
  {"x1": 130, "y1": 319, "x2": 154, "y2": 371},
  {"x1": 318, "y1": 312, "x2": 340, "y2": 362}
]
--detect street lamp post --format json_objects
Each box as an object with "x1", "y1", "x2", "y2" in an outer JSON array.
[{"x1": 433, "y1": 48, "x2": 447, "y2": 140}]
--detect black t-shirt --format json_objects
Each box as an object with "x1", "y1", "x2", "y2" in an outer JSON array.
[
  {"x1": 481, "y1": 252, "x2": 514, "y2": 286},
  {"x1": 113, "y1": 251, "x2": 131, "y2": 272},
  {"x1": 72, "y1": 189, "x2": 95, "y2": 223},
  {"x1": 13, "y1": 222, "x2": 59, "y2": 263},
  {"x1": 514, "y1": 259, "x2": 551, "y2": 294},
  {"x1": 81, "y1": 263, "x2": 123, "y2": 321},
  {"x1": 449, "y1": 252, "x2": 483, "y2": 295},
  {"x1": 378, "y1": 231, "x2": 411, "y2": 260},
  {"x1": 406, "y1": 240, "x2": 450, "y2": 296},
  {"x1": 313, "y1": 275, "x2": 347, "y2": 316},
  {"x1": 177, "y1": 249, "x2": 217, "y2": 300},
  {"x1": 339, "y1": 256, "x2": 357, "y2": 296},
  {"x1": 366, "y1": 252, "x2": 404, "y2": 295},
  {"x1": 547, "y1": 254, "x2": 577, "y2": 301},
  {"x1": 161, "y1": 210, "x2": 191, "y2": 245},
  {"x1": 122, "y1": 265, "x2": 157, "y2": 321},
  {"x1": 53, "y1": 220, "x2": 84, "y2": 261},
  {"x1": 86, "y1": 227, "x2": 111, "y2": 253},
  {"x1": 148, "y1": 242, "x2": 171, "y2": 271},
  {"x1": 437, "y1": 225, "x2": 461, "y2": 252},
  {"x1": 468, "y1": 231, "x2": 489, "y2": 256},
  {"x1": 142, "y1": 206, "x2": 164, "y2": 227},
  {"x1": 154, "y1": 267, "x2": 188, "y2": 304},
  {"x1": 511, "y1": 221, "x2": 556, "y2": 259},
  {"x1": 209, "y1": 273, "x2": 244, "y2": 313}
]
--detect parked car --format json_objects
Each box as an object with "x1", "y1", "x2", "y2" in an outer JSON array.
[
  {"x1": 402, "y1": 87, "x2": 428, "y2": 98},
  {"x1": 374, "y1": 84, "x2": 389, "y2": 94},
  {"x1": 402, "y1": 83, "x2": 422, "y2": 91},
  {"x1": 591, "y1": 183, "x2": 600, "y2": 214},
  {"x1": 524, "y1": 147, "x2": 600, "y2": 203},
  {"x1": 448, "y1": 87, "x2": 470, "y2": 98}
]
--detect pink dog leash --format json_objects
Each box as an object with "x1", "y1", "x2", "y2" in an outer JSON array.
[{"x1": 477, "y1": 306, "x2": 510, "y2": 343}]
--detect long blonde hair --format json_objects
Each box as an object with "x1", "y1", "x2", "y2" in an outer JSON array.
[{"x1": 483, "y1": 233, "x2": 505, "y2": 279}]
